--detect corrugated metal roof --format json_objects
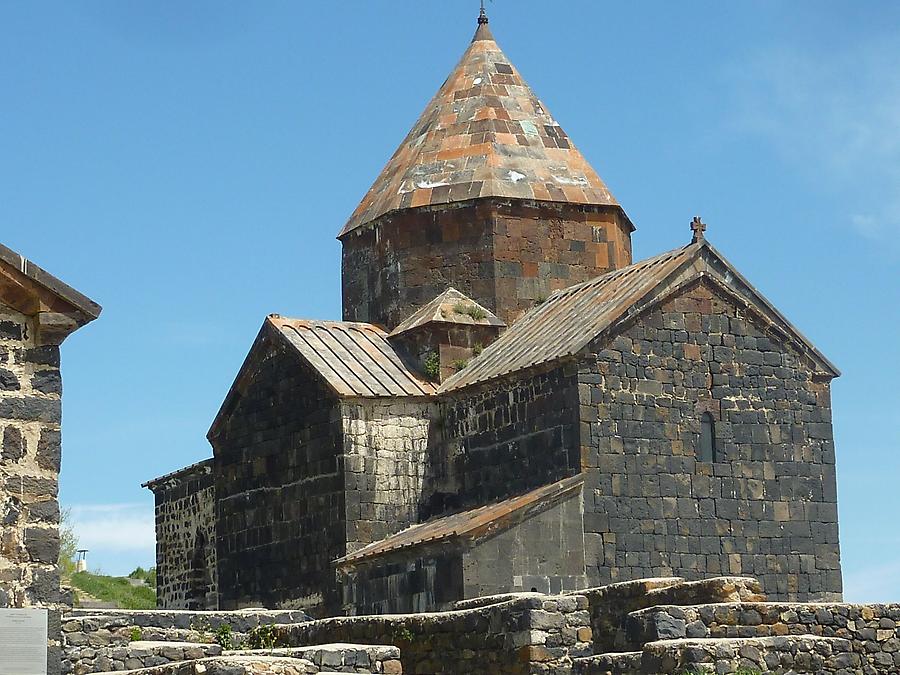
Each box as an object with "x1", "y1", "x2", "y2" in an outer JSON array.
[
  {"x1": 269, "y1": 316, "x2": 436, "y2": 398},
  {"x1": 335, "y1": 474, "x2": 584, "y2": 567},
  {"x1": 439, "y1": 237, "x2": 840, "y2": 392},
  {"x1": 338, "y1": 15, "x2": 627, "y2": 237},
  {"x1": 389, "y1": 287, "x2": 505, "y2": 337},
  {"x1": 440, "y1": 243, "x2": 700, "y2": 391}
]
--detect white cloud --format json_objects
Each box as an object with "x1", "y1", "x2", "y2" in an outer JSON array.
[
  {"x1": 721, "y1": 35, "x2": 900, "y2": 244},
  {"x1": 67, "y1": 503, "x2": 155, "y2": 552}
]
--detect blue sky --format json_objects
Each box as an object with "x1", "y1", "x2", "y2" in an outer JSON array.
[{"x1": 2, "y1": 2, "x2": 897, "y2": 598}]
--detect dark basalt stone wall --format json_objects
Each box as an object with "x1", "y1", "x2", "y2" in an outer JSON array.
[
  {"x1": 150, "y1": 461, "x2": 217, "y2": 609},
  {"x1": 579, "y1": 278, "x2": 842, "y2": 600},
  {"x1": 424, "y1": 363, "x2": 581, "y2": 517},
  {"x1": 211, "y1": 340, "x2": 346, "y2": 614},
  {"x1": 340, "y1": 199, "x2": 631, "y2": 330}
]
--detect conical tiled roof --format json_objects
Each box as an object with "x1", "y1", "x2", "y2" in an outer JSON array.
[{"x1": 339, "y1": 12, "x2": 625, "y2": 237}]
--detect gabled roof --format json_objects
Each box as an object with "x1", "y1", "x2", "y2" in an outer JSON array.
[
  {"x1": 389, "y1": 287, "x2": 505, "y2": 338},
  {"x1": 0, "y1": 242, "x2": 101, "y2": 325},
  {"x1": 209, "y1": 316, "x2": 435, "y2": 439},
  {"x1": 339, "y1": 13, "x2": 627, "y2": 237},
  {"x1": 335, "y1": 473, "x2": 584, "y2": 568},
  {"x1": 439, "y1": 238, "x2": 839, "y2": 392},
  {"x1": 268, "y1": 316, "x2": 436, "y2": 398}
]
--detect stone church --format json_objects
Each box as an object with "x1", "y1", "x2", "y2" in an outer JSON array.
[{"x1": 146, "y1": 11, "x2": 842, "y2": 617}]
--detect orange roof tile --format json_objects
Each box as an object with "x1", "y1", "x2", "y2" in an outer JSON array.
[{"x1": 339, "y1": 13, "x2": 625, "y2": 237}]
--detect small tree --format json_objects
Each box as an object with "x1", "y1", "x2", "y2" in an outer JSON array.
[{"x1": 59, "y1": 508, "x2": 79, "y2": 581}]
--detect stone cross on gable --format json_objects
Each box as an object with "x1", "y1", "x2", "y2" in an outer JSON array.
[{"x1": 691, "y1": 216, "x2": 707, "y2": 243}]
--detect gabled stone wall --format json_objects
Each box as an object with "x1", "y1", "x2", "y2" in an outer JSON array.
[
  {"x1": 579, "y1": 278, "x2": 841, "y2": 600},
  {"x1": 212, "y1": 340, "x2": 346, "y2": 614},
  {"x1": 0, "y1": 303, "x2": 64, "y2": 673}
]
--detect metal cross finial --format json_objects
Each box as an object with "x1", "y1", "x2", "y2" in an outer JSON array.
[
  {"x1": 690, "y1": 216, "x2": 707, "y2": 243},
  {"x1": 478, "y1": 0, "x2": 489, "y2": 24}
]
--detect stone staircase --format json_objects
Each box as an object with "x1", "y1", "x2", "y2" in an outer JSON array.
[
  {"x1": 61, "y1": 609, "x2": 400, "y2": 674},
  {"x1": 570, "y1": 575, "x2": 900, "y2": 674}
]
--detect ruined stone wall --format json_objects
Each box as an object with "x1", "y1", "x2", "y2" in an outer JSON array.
[
  {"x1": 340, "y1": 399, "x2": 434, "y2": 554},
  {"x1": 276, "y1": 593, "x2": 592, "y2": 675},
  {"x1": 341, "y1": 199, "x2": 631, "y2": 330},
  {"x1": 150, "y1": 460, "x2": 217, "y2": 610},
  {"x1": 579, "y1": 278, "x2": 842, "y2": 600},
  {"x1": 462, "y1": 491, "x2": 587, "y2": 597},
  {"x1": 212, "y1": 341, "x2": 345, "y2": 614},
  {"x1": 426, "y1": 363, "x2": 580, "y2": 516},
  {"x1": 626, "y1": 601, "x2": 900, "y2": 673},
  {"x1": 0, "y1": 303, "x2": 64, "y2": 672}
]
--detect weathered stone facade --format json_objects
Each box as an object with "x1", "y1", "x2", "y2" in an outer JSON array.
[
  {"x1": 579, "y1": 278, "x2": 841, "y2": 599},
  {"x1": 338, "y1": 482, "x2": 587, "y2": 615},
  {"x1": 211, "y1": 335, "x2": 346, "y2": 612},
  {"x1": 148, "y1": 12, "x2": 845, "y2": 622},
  {"x1": 341, "y1": 200, "x2": 632, "y2": 330},
  {"x1": 424, "y1": 364, "x2": 581, "y2": 516},
  {"x1": 0, "y1": 242, "x2": 100, "y2": 674},
  {"x1": 341, "y1": 400, "x2": 433, "y2": 554},
  {"x1": 146, "y1": 460, "x2": 217, "y2": 610}
]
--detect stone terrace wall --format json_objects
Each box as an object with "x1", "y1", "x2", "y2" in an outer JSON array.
[
  {"x1": 62, "y1": 608, "x2": 309, "y2": 674},
  {"x1": 149, "y1": 460, "x2": 217, "y2": 609},
  {"x1": 276, "y1": 593, "x2": 592, "y2": 674},
  {"x1": 426, "y1": 363, "x2": 580, "y2": 517},
  {"x1": 579, "y1": 278, "x2": 842, "y2": 600},
  {"x1": 341, "y1": 399, "x2": 434, "y2": 553},
  {"x1": 578, "y1": 635, "x2": 860, "y2": 675},
  {"x1": 0, "y1": 304, "x2": 65, "y2": 672},
  {"x1": 579, "y1": 576, "x2": 763, "y2": 653},
  {"x1": 628, "y1": 601, "x2": 900, "y2": 673},
  {"x1": 98, "y1": 649, "x2": 401, "y2": 674}
]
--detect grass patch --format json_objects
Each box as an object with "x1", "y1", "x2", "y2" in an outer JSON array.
[
  {"x1": 452, "y1": 302, "x2": 487, "y2": 321},
  {"x1": 71, "y1": 572, "x2": 156, "y2": 610}
]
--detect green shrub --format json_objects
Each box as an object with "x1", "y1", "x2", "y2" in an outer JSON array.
[
  {"x1": 472, "y1": 343, "x2": 483, "y2": 356},
  {"x1": 214, "y1": 623, "x2": 235, "y2": 650},
  {"x1": 452, "y1": 359, "x2": 468, "y2": 371},
  {"x1": 129, "y1": 627, "x2": 142, "y2": 642},
  {"x1": 190, "y1": 617, "x2": 212, "y2": 643},
  {"x1": 245, "y1": 624, "x2": 278, "y2": 650},
  {"x1": 423, "y1": 351, "x2": 440, "y2": 380}
]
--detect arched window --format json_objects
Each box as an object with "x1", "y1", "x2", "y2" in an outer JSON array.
[{"x1": 699, "y1": 412, "x2": 717, "y2": 463}]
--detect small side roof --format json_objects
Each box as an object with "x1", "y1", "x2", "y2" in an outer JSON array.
[
  {"x1": 440, "y1": 238, "x2": 839, "y2": 392},
  {"x1": 335, "y1": 474, "x2": 584, "y2": 568},
  {"x1": 142, "y1": 457, "x2": 214, "y2": 492},
  {"x1": 269, "y1": 316, "x2": 435, "y2": 398},
  {"x1": 389, "y1": 287, "x2": 505, "y2": 338},
  {"x1": 209, "y1": 315, "x2": 435, "y2": 440}
]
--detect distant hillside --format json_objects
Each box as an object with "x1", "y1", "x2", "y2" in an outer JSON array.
[{"x1": 71, "y1": 571, "x2": 156, "y2": 610}]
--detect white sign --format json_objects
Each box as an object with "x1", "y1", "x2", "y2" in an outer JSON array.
[{"x1": 0, "y1": 608, "x2": 48, "y2": 675}]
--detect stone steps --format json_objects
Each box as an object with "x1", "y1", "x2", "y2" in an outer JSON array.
[
  {"x1": 575, "y1": 635, "x2": 859, "y2": 674},
  {"x1": 64, "y1": 641, "x2": 222, "y2": 673},
  {"x1": 573, "y1": 650, "x2": 641, "y2": 674},
  {"x1": 98, "y1": 645, "x2": 402, "y2": 674}
]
